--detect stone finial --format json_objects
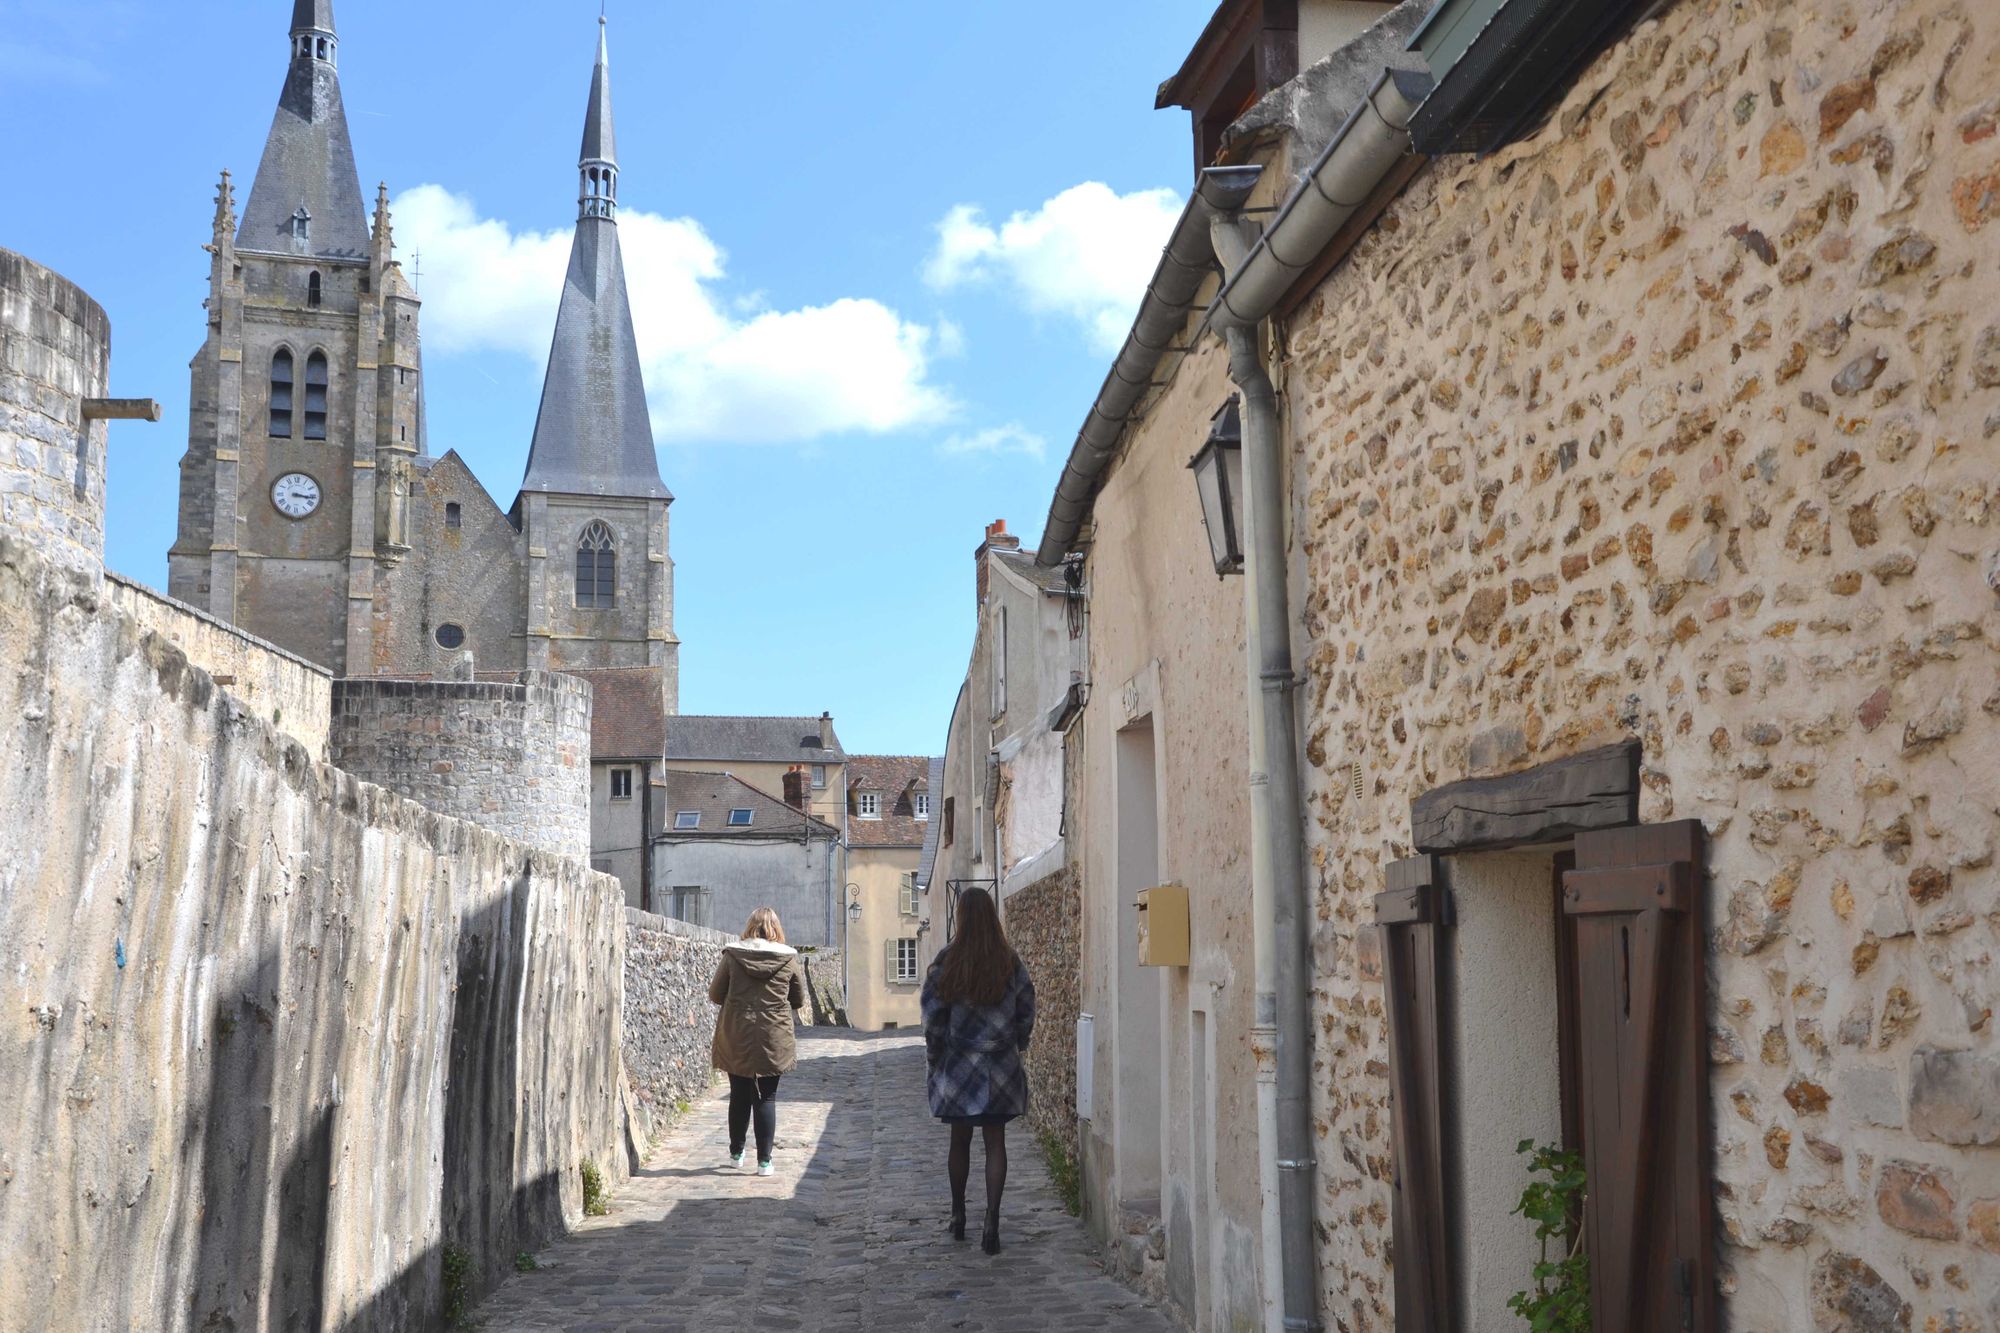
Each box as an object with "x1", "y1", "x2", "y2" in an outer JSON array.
[
  {"x1": 372, "y1": 181, "x2": 393, "y2": 257},
  {"x1": 206, "y1": 170, "x2": 237, "y2": 255}
]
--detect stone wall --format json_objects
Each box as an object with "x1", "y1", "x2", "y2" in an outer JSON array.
[
  {"x1": 1284, "y1": 0, "x2": 2000, "y2": 1327},
  {"x1": 0, "y1": 536, "x2": 628, "y2": 1331},
  {"x1": 0, "y1": 248, "x2": 108, "y2": 579},
  {"x1": 1007, "y1": 866, "x2": 1083, "y2": 1162},
  {"x1": 106, "y1": 572, "x2": 333, "y2": 759},
  {"x1": 330, "y1": 670, "x2": 592, "y2": 861},
  {"x1": 623, "y1": 908, "x2": 731, "y2": 1127}
]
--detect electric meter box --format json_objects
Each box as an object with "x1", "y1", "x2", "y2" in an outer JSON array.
[{"x1": 1136, "y1": 884, "x2": 1190, "y2": 967}]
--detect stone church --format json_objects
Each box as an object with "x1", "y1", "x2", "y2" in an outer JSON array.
[{"x1": 169, "y1": 0, "x2": 678, "y2": 716}]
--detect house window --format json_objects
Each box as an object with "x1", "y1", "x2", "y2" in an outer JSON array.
[
  {"x1": 307, "y1": 270, "x2": 322, "y2": 307},
  {"x1": 674, "y1": 811, "x2": 700, "y2": 830},
  {"x1": 992, "y1": 605, "x2": 1008, "y2": 717},
  {"x1": 727, "y1": 808, "x2": 753, "y2": 827},
  {"x1": 269, "y1": 349, "x2": 294, "y2": 437},
  {"x1": 575, "y1": 520, "x2": 616, "y2": 608},
  {"x1": 670, "y1": 886, "x2": 711, "y2": 928},
  {"x1": 889, "y1": 938, "x2": 920, "y2": 984},
  {"x1": 915, "y1": 793, "x2": 931, "y2": 819},
  {"x1": 610, "y1": 768, "x2": 634, "y2": 801},
  {"x1": 899, "y1": 872, "x2": 919, "y2": 917},
  {"x1": 303, "y1": 351, "x2": 329, "y2": 441},
  {"x1": 434, "y1": 623, "x2": 465, "y2": 650},
  {"x1": 445, "y1": 502, "x2": 462, "y2": 529},
  {"x1": 857, "y1": 792, "x2": 880, "y2": 819},
  {"x1": 942, "y1": 796, "x2": 955, "y2": 847},
  {"x1": 811, "y1": 764, "x2": 827, "y2": 789}
]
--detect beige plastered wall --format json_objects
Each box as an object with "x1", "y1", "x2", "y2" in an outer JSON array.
[
  {"x1": 848, "y1": 843, "x2": 925, "y2": 1031},
  {"x1": 1284, "y1": 0, "x2": 2000, "y2": 1327}
]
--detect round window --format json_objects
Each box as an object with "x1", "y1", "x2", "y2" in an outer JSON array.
[{"x1": 435, "y1": 624, "x2": 466, "y2": 649}]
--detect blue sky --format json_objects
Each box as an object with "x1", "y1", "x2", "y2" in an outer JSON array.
[{"x1": 0, "y1": 0, "x2": 1213, "y2": 756}]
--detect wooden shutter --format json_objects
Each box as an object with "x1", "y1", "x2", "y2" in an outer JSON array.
[
  {"x1": 1563, "y1": 821, "x2": 1713, "y2": 1333},
  {"x1": 1376, "y1": 854, "x2": 1454, "y2": 1333},
  {"x1": 885, "y1": 938, "x2": 900, "y2": 982}
]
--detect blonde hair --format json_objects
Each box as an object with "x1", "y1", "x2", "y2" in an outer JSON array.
[{"x1": 742, "y1": 907, "x2": 786, "y2": 944}]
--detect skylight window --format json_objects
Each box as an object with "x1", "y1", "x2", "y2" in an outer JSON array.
[
  {"x1": 674, "y1": 811, "x2": 701, "y2": 830},
  {"x1": 727, "y1": 808, "x2": 754, "y2": 827}
]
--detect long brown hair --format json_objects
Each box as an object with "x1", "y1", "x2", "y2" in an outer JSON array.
[
  {"x1": 935, "y1": 887, "x2": 1017, "y2": 1006},
  {"x1": 742, "y1": 907, "x2": 786, "y2": 944}
]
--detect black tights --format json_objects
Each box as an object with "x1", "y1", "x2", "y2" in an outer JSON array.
[
  {"x1": 727, "y1": 1074, "x2": 780, "y2": 1162},
  {"x1": 947, "y1": 1123, "x2": 1008, "y2": 1219}
]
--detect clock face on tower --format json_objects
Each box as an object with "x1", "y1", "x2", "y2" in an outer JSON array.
[{"x1": 271, "y1": 472, "x2": 322, "y2": 519}]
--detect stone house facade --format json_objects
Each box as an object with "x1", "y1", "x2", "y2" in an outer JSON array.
[
  {"x1": 1014, "y1": 0, "x2": 2000, "y2": 1329},
  {"x1": 845, "y1": 754, "x2": 936, "y2": 1031}
]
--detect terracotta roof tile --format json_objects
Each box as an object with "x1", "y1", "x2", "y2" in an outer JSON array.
[{"x1": 846, "y1": 754, "x2": 936, "y2": 848}]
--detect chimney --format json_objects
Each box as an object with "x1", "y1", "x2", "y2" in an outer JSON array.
[
  {"x1": 819, "y1": 711, "x2": 834, "y2": 750},
  {"x1": 975, "y1": 518, "x2": 1020, "y2": 606},
  {"x1": 782, "y1": 766, "x2": 809, "y2": 811}
]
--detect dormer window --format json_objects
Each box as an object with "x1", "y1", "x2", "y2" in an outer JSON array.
[
  {"x1": 915, "y1": 793, "x2": 931, "y2": 820},
  {"x1": 290, "y1": 205, "x2": 312, "y2": 254},
  {"x1": 857, "y1": 792, "x2": 881, "y2": 820}
]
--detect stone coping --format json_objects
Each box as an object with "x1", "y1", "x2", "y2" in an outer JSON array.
[{"x1": 105, "y1": 572, "x2": 333, "y2": 679}]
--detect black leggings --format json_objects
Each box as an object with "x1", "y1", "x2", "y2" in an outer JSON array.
[{"x1": 727, "y1": 1074, "x2": 781, "y2": 1161}]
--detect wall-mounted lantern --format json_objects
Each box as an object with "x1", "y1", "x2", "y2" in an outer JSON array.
[
  {"x1": 846, "y1": 883, "x2": 863, "y2": 924},
  {"x1": 1188, "y1": 397, "x2": 1244, "y2": 575}
]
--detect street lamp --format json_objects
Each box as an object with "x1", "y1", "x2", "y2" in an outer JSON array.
[
  {"x1": 846, "y1": 883, "x2": 862, "y2": 924},
  {"x1": 1188, "y1": 397, "x2": 1245, "y2": 575}
]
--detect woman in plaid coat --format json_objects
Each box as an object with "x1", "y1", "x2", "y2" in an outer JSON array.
[{"x1": 922, "y1": 886, "x2": 1036, "y2": 1255}]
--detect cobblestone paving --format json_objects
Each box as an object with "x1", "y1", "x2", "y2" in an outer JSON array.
[{"x1": 476, "y1": 1030, "x2": 1176, "y2": 1332}]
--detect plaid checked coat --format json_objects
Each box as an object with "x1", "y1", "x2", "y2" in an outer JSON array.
[{"x1": 921, "y1": 952, "x2": 1037, "y2": 1122}]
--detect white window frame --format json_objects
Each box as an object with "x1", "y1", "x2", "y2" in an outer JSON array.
[
  {"x1": 609, "y1": 767, "x2": 634, "y2": 802},
  {"x1": 811, "y1": 763, "x2": 828, "y2": 789},
  {"x1": 670, "y1": 885, "x2": 710, "y2": 928},
  {"x1": 727, "y1": 808, "x2": 754, "y2": 827},
  {"x1": 674, "y1": 810, "x2": 701, "y2": 830},
  {"x1": 857, "y1": 792, "x2": 881, "y2": 819},
  {"x1": 893, "y1": 937, "x2": 920, "y2": 984},
  {"x1": 914, "y1": 792, "x2": 931, "y2": 820}
]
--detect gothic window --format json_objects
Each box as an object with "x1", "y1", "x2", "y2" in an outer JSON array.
[
  {"x1": 303, "y1": 351, "x2": 329, "y2": 441},
  {"x1": 307, "y1": 271, "x2": 322, "y2": 307},
  {"x1": 575, "y1": 520, "x2": 616, "y2": 609},
  {"x1": 269, "y1": 349, "x2": 294, "y2": 438}
]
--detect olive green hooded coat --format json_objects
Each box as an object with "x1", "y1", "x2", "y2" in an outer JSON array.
[{"x1": 708, "y1": 938, "x2": 806, "y2": 1078}]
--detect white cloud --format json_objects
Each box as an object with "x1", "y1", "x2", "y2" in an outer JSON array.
[
  {"x1": 393, "y1": 185, "x2": 954, "y2": 444},
  {"x1": 939, "y1": 424, "x2": 1047, "y2": 461},
  {"x1": 923, "y1": 182, "x2": 1185, "y2": 353}
]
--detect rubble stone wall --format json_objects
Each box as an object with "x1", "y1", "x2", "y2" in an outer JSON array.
[
  {"x1": 623, "y1": 908, "x2": 731, "y2": 1126},
  {"x1": 329, "y1": 671, "x2": 592, "y2": 861},
  {"x1": 1285, "y1": 0, "x2": 2000, "y2": 1327},
  {"x1": 1006, "y1": 865, "x2": 1083, "y2": 1164},
  {"x1": 0, "y1": 248, "x2": 108, "y2": 579},
  {"x1": 0, "y1": 537, "x2": 628, "y2": 1331}
]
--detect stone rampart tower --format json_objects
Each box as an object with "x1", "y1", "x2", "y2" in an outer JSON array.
[
  {"x1": 0, "y1": 250, "x2": 110, "y2": 580},
  {"x1": 170, "y1": 0, "x2": 424, "y2": 673}
]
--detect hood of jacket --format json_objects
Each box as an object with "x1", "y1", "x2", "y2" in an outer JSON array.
[{"x1": 724, "y1": 937, "x2": 797, "y2": 980}]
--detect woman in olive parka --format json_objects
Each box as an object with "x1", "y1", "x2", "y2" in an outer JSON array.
[{"x1": 709, "y1": 907, "x2": 806, "y2": 1175}]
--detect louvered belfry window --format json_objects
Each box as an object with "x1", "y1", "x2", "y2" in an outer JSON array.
[
  {"x1": 269, "y1": 349, "x2": 294, "y2": 438},
  {"x1": 575, "y1": 520, "x2": 616, "y2": 608},
  {"x1": 303, "y1": 351, "x2": 329, "y2": 441}
]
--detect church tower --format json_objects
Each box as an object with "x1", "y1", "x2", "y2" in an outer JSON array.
[
  {"x1": 170, "y1": 0, "x2": 424, "y2": 672},
  {"x1": 514, "y1": 18, "x2": 679, "y2": 703}
]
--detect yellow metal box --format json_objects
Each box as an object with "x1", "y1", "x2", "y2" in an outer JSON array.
[{"x1": 1136, "y1": 884, "x2": 1190, "y2": 967}]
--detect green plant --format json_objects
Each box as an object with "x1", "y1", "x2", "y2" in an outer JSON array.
[
  {"x1": 440, "y1": 1243, "x2": 472, "y2": 1326},
  {"x1": 580, "y1": 1159, "x2": 609, "y2": 1217},
  {"x1": 513, "y1": 1251, "x2": 538, "y2": 1273},
  {"x1": 1038, "y1": 1129, "x2": 1082, "y2": 1217},
  {"x1": 1507, "y1": 1140, "x2": 1590, "y2": 1333}
]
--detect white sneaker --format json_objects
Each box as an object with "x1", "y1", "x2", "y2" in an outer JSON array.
[
  {"x1": 730, "y1": 1151, "x2": 744, "y2": 1170},
  {"x1": 757, "y1": 1160, "x2": 774, "y2": 1177}
]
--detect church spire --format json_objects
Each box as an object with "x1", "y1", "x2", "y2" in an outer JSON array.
[
  {"x1": 238, "y1": 0, "x2": 368, "y2": 257},
  {"x1": 579, "y1": 16, "x2": 619, "y2": 221},
  {"x1": 519, "y1": 17, "x2": 669, "y2": 502}
]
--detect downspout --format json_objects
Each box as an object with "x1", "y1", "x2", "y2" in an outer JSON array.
[
  {"x1": 640, "y1": 758, "x2": 653, "y2": 912},
  {"x1": 1205, "y1": 70, "x2": 1421, "y2": 1333}
]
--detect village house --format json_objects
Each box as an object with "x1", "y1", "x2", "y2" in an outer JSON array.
[
  {"x1": 650, "y1": 768, "x2": 841, "y2": 945},
  {"x1": 997, "y1": 0, "x2": 2000, "y2": 1329},
  {"x1": 843, "y1": 754, "x2": 938, "y2": 1031}
]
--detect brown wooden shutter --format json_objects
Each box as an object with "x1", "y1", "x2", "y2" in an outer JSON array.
[
  {"x1": 1376, "y1": 854, "x2": 1454, "y2": 1333},
  {"x1": 1563, "y1": 820, "x2": 1714, "y2": 1333}
]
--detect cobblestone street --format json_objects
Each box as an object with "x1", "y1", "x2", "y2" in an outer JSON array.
[{"x1": 476, "y1": 1031, "x2": 1176, "y2": 1332}]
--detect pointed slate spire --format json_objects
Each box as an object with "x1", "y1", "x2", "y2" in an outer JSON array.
[
  {"x1": 519, "y1": 18, "x2": 669, "y2": 502},
  {"x1": 238, "y1": 0, "x2": 369, "y2": 257}
]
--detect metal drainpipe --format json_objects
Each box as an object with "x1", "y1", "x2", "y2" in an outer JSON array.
[{"x1": 1222, "y1": 319, "x2": 1319, "y2": 1332}]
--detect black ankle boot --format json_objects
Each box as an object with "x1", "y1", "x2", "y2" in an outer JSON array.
[
  {"x1": 981, "y1": 1209, "x2": 1001, "y2": 1255},
  {"x1": 949, "y1": 1205, "x2": 967, "y2": 1241}
]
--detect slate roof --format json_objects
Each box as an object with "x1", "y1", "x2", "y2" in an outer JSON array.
[
  {"x1": 582, "y1": 19, "x2": 616, "y2": 165},
  {"x1": 915, "y1": 755, "x2": 948, "y2": 886},
  {"x1": 993, "y1": 545, "x2": 1074, "y2": 594},
  {"x1": 847, "y1": 755, "x2": 935, "y2": 849},
  {"x1": 659, "y1": 771, "x2": 837, "y2": 841},
  {"x1": 666, "y1": 716, "x2": 846, "y2": 764},
  {"x1": 239, "y1": 5, "x2": 370, "y2": 259},
  {"x1": 557, "y1": 666, "x2": 666, "y2": 760},
  {"x1": 518, "y1": 26, "x2": 670, "y2": 503}
]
